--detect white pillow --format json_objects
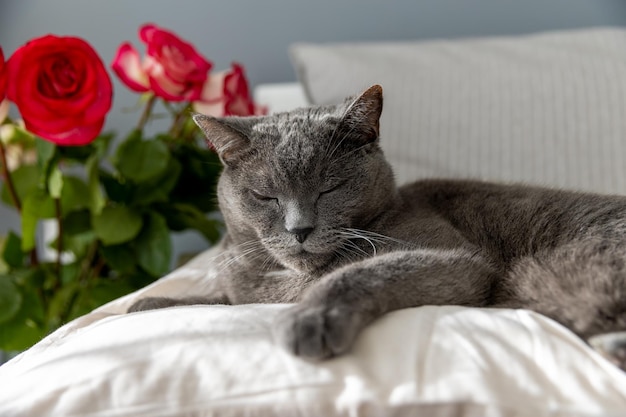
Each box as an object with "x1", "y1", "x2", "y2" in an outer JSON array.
[
  {"x1": 1, "y1": 248, "x2": 626, "y2": 416},
  {"x1": 291, "y1": 27, "x2": 626, "y2": 193}
]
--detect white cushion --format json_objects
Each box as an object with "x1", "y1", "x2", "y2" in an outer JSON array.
[
  {"x1": 291, "y1": 27, "x2": 626, "y2": 192},
  {"x1": 1, "y1": 248, "x2": 626, "y2": 416}
]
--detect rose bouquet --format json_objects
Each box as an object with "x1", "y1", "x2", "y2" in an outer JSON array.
[{"x1": 0, "y1": 24, "x2": 264, "y2": 351}]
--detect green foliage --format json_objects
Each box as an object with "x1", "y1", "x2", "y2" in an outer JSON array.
[
  {"x1": 0, "y1": 124, "x2": 223, "y2": 351},
  {"x1": 93, "y1": 206, "x2": 143, "y2": 245}
]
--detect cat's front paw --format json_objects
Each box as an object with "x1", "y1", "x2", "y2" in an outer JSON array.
[
  {"x1": 275, "y1": 303, "x2": 366, "y2": 360},
  {"x1": 127, "y1": 297, "x2": 181, "y2": 313}
]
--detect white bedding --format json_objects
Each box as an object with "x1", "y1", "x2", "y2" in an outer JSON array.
[{"x1": 1, "y1": 247, "x2": 626, "y2": 417}]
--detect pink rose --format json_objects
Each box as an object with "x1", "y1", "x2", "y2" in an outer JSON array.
[
  {"x1": 193, "y1": 63, "x2": 267, "y2": 117},
  {"x1": 6, "y1": 35, "x2": 113, "y2": 146},
  {"x1": 0, "y1": 46, "x2": 8, "y2": 124},
  {"x1": 112, "y1": 23, "x2": 212, "y2": 102}
]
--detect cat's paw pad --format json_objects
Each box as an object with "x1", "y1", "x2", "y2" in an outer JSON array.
[
  {"x1": 275, "y1": 304, "x2": 364, "y2": 360},
  {"x1": 589, "y1": 331, "x2": 626, "y2": 371},
  {"x1": 127, "y1": 297, "x2": 179, "y2": 313}
]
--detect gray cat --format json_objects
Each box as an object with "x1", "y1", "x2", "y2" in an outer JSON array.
[{"x1": 129, "y1": 85, "x2": 626, "y2": 369}]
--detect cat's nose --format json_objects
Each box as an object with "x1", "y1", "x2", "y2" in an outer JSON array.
[{"x1": 289, "y1": 227, "x2": 314, "y2": 243}]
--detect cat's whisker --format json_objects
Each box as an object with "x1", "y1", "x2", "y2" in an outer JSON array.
[
  {"x1": 334, "y1": 244, "x2": 363, "y2": 264},
  {"x1": 338, "y1": 230, "x2": 378, "y2": 256},
  {"x1": 217, "y1": 241, "x2": 267, "y2": 271},
  {"x1": 335, "y1": 248, "x2": 356, "y2": 265},
  {"x1": 341, "y1": 239, "x2": 370, "y2": 258},
  {"x1": 259, "y1": 255, "x2": 274, "y2": 272},
  {"x1": 343, "y1": 228, "x2": 412, "y2": 248}
]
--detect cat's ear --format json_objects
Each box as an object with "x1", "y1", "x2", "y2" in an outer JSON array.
[
  {"x1": 338, "y1": 84, "x2": 383, "y2": 144},
  {"x1": 192, "y1": 114, "x2": 257, "y2": 166}
]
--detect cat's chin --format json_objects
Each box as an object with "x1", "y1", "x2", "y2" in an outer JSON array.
[{"x1": 280, "y1": 249, "x2": 334, "y2": 274}]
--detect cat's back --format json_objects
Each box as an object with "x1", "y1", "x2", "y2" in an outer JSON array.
[{"x1": 391, "y1": 178, "x2": 626, "y2": 260}]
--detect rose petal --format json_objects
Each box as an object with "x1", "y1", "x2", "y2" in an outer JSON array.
[
  {"x1": 221, "y1": 63, "x2": 255, "y2": 116},
  {"x1": 254, "y1": 105, "x2": 269, "y2": 116},
  {"x1": 12, "y1": 41, "x2": 111, "y2": 130},
  {"x1": 111, "y1": 42, "x2": 150, "y2": 93},
  {"x1": 139, "y1": 23, "x2": 158, "y2": 44},
  {"x1": 225, "y1": 95, "x2": 255, "y2": 116},
  {"x1": 25, "y1": 117, "x2": 106, "y2": 146},
  {"x1": 145, "y1": 57, "x2": 187, "y2": 101},
  {"x1": 137, "y1": 23, "x2": 212, "y2": 101},
  {"x1": 7, "y1": 35, "x2": 112, "y2": 145},
  {"x1": 192, "y1": 98, "x2": 226, "y2": 117},
  {"x1": 197, "y1": 72, "x2": 226, "y2": 103}
]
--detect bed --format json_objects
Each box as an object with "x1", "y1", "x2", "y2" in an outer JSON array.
[{"x1": 3, "y1": 27, "x2": 626, "y2": 417}]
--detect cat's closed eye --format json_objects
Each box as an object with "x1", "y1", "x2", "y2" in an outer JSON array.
[
  {"x1": 250, "y1": 190, "x2": 277, "y2": 202},
  {"x1": 320, "y1": 181, "x2": 346, "y2": 196}
]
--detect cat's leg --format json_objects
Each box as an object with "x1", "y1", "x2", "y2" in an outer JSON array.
[
  {"x1": 127, "y1": 294, "x2": 230, "y2": 313},
  {"x1": 276, "y1": 247, "x2": 496, "y2": 360},
  {"x1": 501, "y1": 240, "x2": 626, "y2": 337},
  {"x1": 500, "y1": 240, "x2": 626, "y2": 370}
]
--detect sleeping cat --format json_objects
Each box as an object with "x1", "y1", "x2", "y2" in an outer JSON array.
[{"x1": 129, "y1": 85, "x2": 626, "y2": 369}]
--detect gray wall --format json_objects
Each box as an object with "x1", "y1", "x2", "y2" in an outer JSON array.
[{"x1": 1, "y1": 0, "x2": 625, "y2": 237}]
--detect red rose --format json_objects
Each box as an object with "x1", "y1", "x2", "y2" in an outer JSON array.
[
  {"x1": 0, "y1": 46, "x2": 8, "y2": 123},
  {"x1": 7, "y1": 35, "x2": 113, "y2": 146},
  {"x1": 112, "y1": 23, "x2": 212, "y2": 102},
  {"x1": 193, "y1": 63, "x2": 267, "y2": 117}
]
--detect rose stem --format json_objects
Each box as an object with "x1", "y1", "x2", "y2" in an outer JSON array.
[
  {"x1": 136, "y1": 95, "x2": 157, "y2": 132},
  {"x1": 0, "y1": 140, "x2": 22, "y2": 211},
  {"x1": 168, "y1": 104, "x2": 190, "y2": 138},
  {"x1": 0, "y1": 139, "x2": 39, "y2": 266},
  {"x1": 54, "y1": 197, "x2": 63, "y2": 285}
]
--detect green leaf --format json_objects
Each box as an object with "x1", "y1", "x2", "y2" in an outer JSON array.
[
  {"x1": 100, "y1": 171, "x2": 134, "y2": 204},
  {"x1": 68, "y1": 278, "x2": 136, "y2": 320},
  {"x1": 132, "y1": 157, "x2": 182, "y2": 206},
  {"x1": 133, "y1": 212, "x2": 172, "y2": 276},
  {"x1": 1, "y1": 164, "x2": 40, "y2": 208},
  {"x1": 57, "y1": 142, "x2": 96, "y2": 163},
  {"x1": 47, "y1": 166, "x2": 63, "y2": 199},
  {"x1": 63, "y1": 209, "x2": 92, "y2": 234},
  {"x1": 21, "y1": 190, "x2": 55, "y2": 251},
  {"x1": 158, "y1": 203, "x2": 221, "y2": 243},
  {"x1": 35, "y1": 137, "x2": 56, "y2": 160},
  {"x1": 92, "y1": 206, "x2": 143, "y2": 245},
  {"x1": 63, "y1": 232, "x2": 96, "y2": 259},
  {"x1": 0, "y1": 276, "x2": 22, "y2": 324},
  {"x1": 86, "y1": 156, "x2": 105, "y2": 215},
  {"x1": 100, "y1": 244, "x2": 136, "y2": 274},
  {"x1": 60, "y1": 262, "x2": 80, "y2": 286},
  {"x1": 2, "y1": 231, "x2": 24, "y2": 268},
  {"x1": 114, "y1": 135, "x2": 170, "y2": 183},
  {"x1": 58, "y1": 211, "x2": 96, "y2": 259},
  {"x1": 0, "y1": 274, "x2": 45, "y2": 351},
  {"x1": 35, "y1": 138, "x2": 57, "y2": 188},
  {"x1": 92, "y1": 132, "x2": 115, "y2": 158},
  {"x1": 60, "y1": 176, "x2": 90, "y2": 214},
  {"x1": 170, "y1": 144, "x2": 221, "y2": 212},
  {"x1": 47, "y1": 282, "x2": 79, "y2": 330}
]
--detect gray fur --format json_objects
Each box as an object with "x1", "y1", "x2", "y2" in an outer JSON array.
[{"x1": 129, "y1": 85, "x2": 626, "y2": 370}]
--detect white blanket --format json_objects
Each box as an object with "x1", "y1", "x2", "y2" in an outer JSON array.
[{"x1": 2, "y1": 248, "x2": 626, "y2": 417}]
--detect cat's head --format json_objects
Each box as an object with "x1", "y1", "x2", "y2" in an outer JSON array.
[{"x1": 193, "y1": 85, "x2": 397, "y2": 273}]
